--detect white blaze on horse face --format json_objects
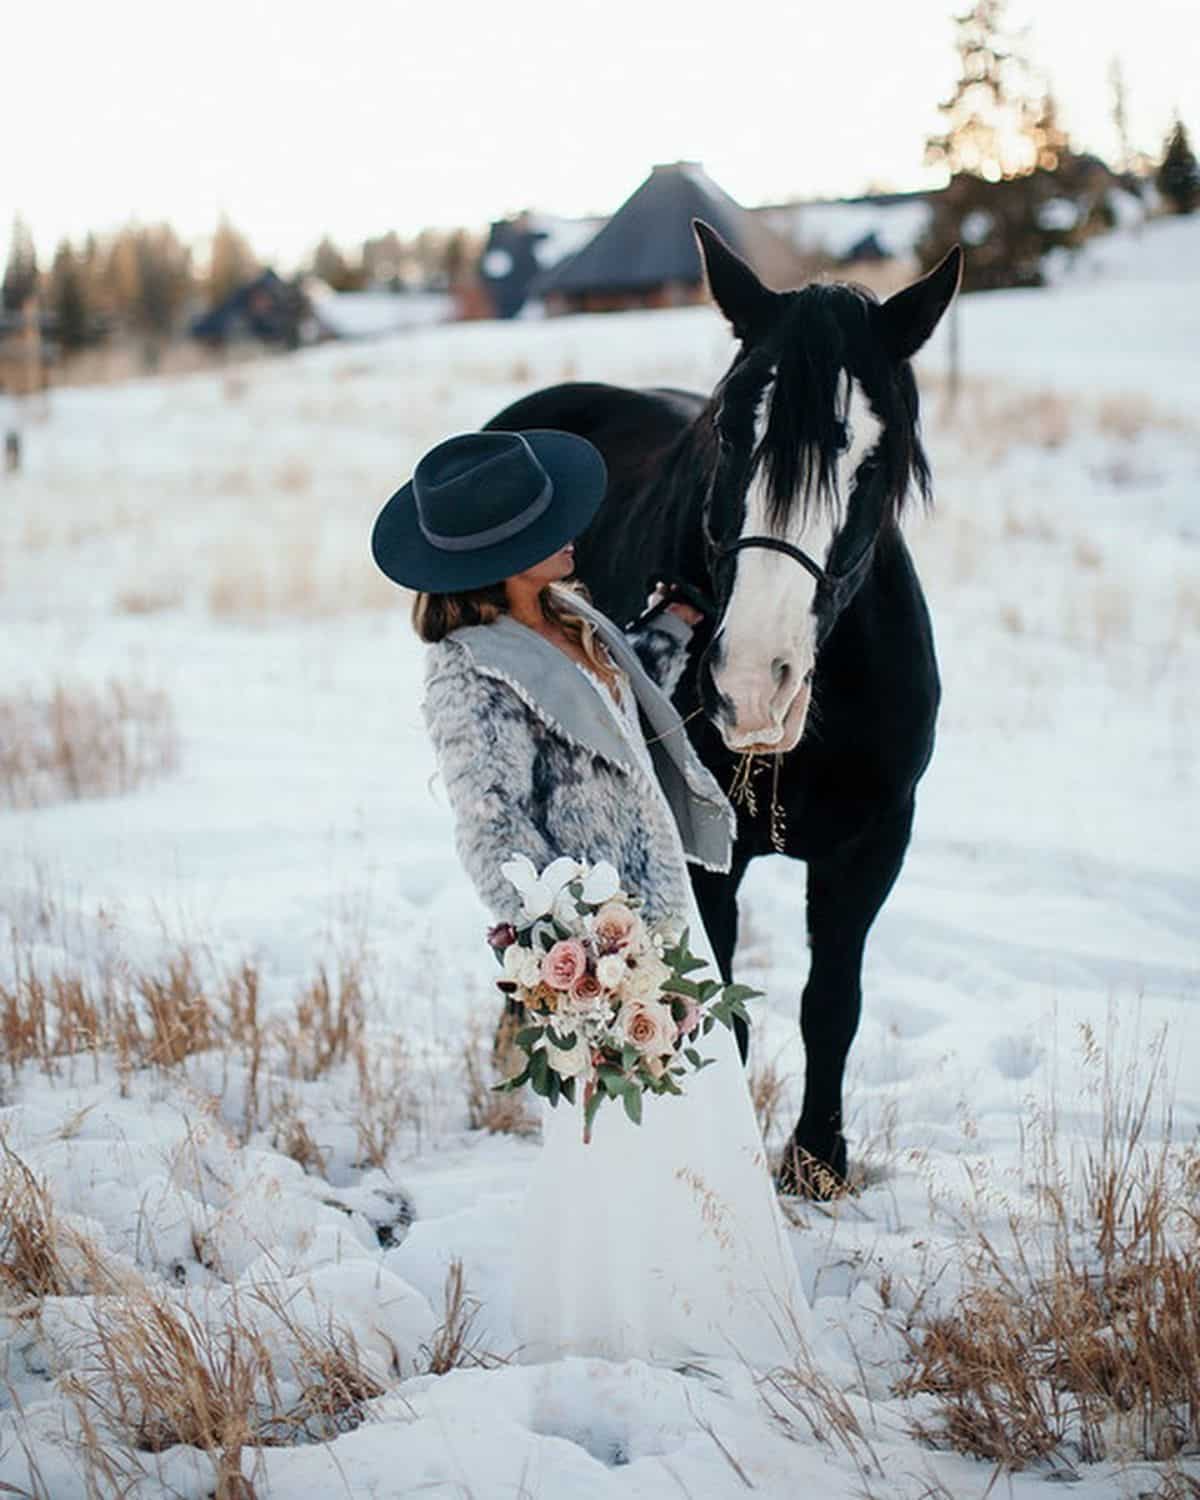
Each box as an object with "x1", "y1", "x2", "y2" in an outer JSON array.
[{"x1": 713, "y1": 374, "x2": 883, "y2": 753}]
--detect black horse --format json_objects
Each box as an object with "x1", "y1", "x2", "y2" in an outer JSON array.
[{"x1": 487, "y1": 223, "x2": 961, "y2": 1194}]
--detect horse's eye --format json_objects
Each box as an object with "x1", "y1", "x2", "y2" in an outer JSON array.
[{"x1": 835, "y1": 421, "x2": 852, "y2": 453}]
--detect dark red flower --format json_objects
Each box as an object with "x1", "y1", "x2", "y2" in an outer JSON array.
[{"x1": 487, "y1": 922, "x2": 518, "y2": 950}]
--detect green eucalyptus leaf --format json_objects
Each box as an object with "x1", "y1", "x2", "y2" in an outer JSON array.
[
  {"x1": 662, "y1": 977, "x2": 700, "y2": 999},
  {"x1": 598, "y1": 1065, "x2": 624, "y2": 1098}
]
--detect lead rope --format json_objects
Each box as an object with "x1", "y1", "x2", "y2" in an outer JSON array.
[{"x1": 727, "y1": 753, "x2": 787, "y2": 853}]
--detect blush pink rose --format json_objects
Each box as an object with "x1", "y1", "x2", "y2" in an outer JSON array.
[
  {"x1": 541, "y1": 939, "x2": 588, "y2": 991},
  {"x1": 592, "y1": 902, "x2": 642, "y2": 953},
  {"x1": 570, "y1": 970, "x2": 603, "y2": 1005},
  {"x1": 620, "y1": 1001, "x2": 676, "y2": 1057}
]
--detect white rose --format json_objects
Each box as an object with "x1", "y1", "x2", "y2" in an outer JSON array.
[
  {"x1": 517, "y1": 950, "x2": 543, "y2": 988},
  {"x1": 595, "y1": 954, "x2": 627, "y2": 990},
  {"x1": 502, "y1": 943, "x2": 542, "y2": 989},
  {"x1": 545, "y1": 1034, "x2": 591, "y2": 1078},
  {"x1": 623, "y1": 955, "x2": 672, "y2": 1002}
]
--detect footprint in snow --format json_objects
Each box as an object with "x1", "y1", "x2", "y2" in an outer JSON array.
[{"x1": 989, "y1": 1033, "x2": 1043, "y2": 1080}]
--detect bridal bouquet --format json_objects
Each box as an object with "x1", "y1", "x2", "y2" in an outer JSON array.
[{"x1": 487, "y1": 855, "x2": 759, "y2": 1142}]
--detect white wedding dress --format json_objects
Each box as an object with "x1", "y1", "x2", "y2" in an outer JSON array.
[{"x1": 510, "y1": 661, "x2": 812, "y2": 1369}]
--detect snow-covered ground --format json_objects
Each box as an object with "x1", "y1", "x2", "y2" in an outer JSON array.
[{"x1": 1, "y1": 214, "x2": 1197, "y2": 1498}]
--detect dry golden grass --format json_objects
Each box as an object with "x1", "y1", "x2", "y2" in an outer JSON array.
[
  {"x1": 929, "y1": 374, "x2": 1195, "y2": 456},
  {"x1": 749, "y1": 1053, "x2": 787, "y2": 1149},
  {"x1": 115, "y1": 584, "x2": 183, "y2": 615},
  {"x1": 205, "y1": 547, "x2": 394, "y2": 619},
  {"x1": 62, "y1": 1283, "x2": 390, "y2": 1497},
  {"x1": 898, "y1": 1026, "x2": 1200, "y2": 1472},
  {"x1": 0, "y1": 677, "x2": 178, "y2": 809},
  {"x1": 1073, "y1": 536, "x2": 1105, "y2": 571},
  {"x1": 279, "y1": 961, "x2": 365, "y2": 1081},
  {"x1": 998, "y1": 602, "x2": 1025, "y2": 635},
  {"x1": 1088, "y1": 580, "x2": 1134, "y2": 648},
  {"x1": 462, "y1": 1010, "x2": 538, "y2": 1137},
  {"x1": 137, "y1": 952, "x2": 218, "y2": 1067},
  {"x1": 352, "y1": 1036, "x2": 412, "y2": 1168},
  {"x1": 273, "y1": 457, "x2": 312, "y2": 494},
  {"x1": 0, "y1": 946, "x2": 405, "y2": 1133},
  {"x1": 1093, "y1": 394, "x2": 1181, "y2": 443},
  {"x1": 270, "y1": 1109, "x2": 328, "y2": 1178},
  {"x1": 0, "y1": 1140, "x2": 72, "y2": 1300},
  {"x1": 45, "y1": 339, "x2": 264, "y2": 392},
  {"x1": 420, "y1": 1258, "x2": 509, "y2": 1375},
  {"x1": 756, "y1": 1296, "x2": 881, "y2": 1489}
]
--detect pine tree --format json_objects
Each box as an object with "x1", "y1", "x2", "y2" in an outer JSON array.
[
  {"x1": 925, "y1": 0, "x2": 1043, "y2": 182},
  {"x1": 48, "y1": 241, "x2": 90, "y2": 351},
  {"x1": 2, "y1": 216, "x2": 39, "y2": 313},
  {"x1": 1157, "y1": 119, "x2": 1199, "y2": 214},
  {"x1": 920, "y1": 2, "x2": 1106, "y2": 291},
  {"x1": 312, "y1": 235, "x2": 357, "y2": 291},
  {"x1": 206, "y1": 217, "x2": 258, "y2": 308}
]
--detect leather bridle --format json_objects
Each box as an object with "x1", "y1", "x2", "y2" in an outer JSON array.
[
  {"x1": 636, "y1": 531, "x2": 874, "y2": 632},
  {"x1": 711, "y1": 533, "x2": 876, "y2": 615}
]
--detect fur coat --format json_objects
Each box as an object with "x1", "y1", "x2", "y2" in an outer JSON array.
[{"x1": 421, "y1": 592, "x2": 736, "y2": 927}]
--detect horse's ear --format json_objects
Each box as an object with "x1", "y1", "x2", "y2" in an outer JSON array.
[
  {"x1": 875, "y1": 246, "x2": 963, "y2": 362},
  {"x1": 693, "y1": 219, "x2": 777, "y2": 342}
]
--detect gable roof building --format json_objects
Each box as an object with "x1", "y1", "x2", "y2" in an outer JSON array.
[
  {"x1": 535, "y1": 162, "x2": 811, "y2": 313},
  {"x1": 189, "y1": 270, "x2": 307, "y2": 348}
]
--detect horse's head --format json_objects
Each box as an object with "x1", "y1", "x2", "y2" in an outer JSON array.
[{"x1": 693, "y1": 221, "x2": 961, "y2": 754}]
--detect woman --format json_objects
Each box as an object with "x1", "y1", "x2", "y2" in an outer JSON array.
[{"x1": 372, "y1": 429, "x2": 810, "y2": 1368}]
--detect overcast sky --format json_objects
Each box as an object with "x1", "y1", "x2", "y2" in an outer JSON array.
[{"x1": 4, "y1": 0, "x2": 1197, "y2": 268}]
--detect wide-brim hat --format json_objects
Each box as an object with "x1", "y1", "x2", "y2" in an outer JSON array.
[{"x1": 370, "y1": 429, "x2": 607, "y2": 593}]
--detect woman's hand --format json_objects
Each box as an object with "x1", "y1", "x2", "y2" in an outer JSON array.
[{"x1": 646, "y1": 583, "x2": 704, "y2": 627}]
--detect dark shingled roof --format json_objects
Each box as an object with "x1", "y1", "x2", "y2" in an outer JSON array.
[{"x1": 536, "y1": 162, "x2": 810, "y2": 297}]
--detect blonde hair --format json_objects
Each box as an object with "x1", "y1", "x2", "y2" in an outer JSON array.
[{"x1": 411, "y1": 578, "x2": 613, "y2": 676}]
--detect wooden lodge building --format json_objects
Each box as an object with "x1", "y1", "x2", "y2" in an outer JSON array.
[{"x1": 534, "y1": 162, "x2": 812, "y2": 315}]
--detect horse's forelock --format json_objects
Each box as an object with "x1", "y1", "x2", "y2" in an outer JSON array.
[{"x1": 753, "y1": 285, "x2": 930, "y2": 530}]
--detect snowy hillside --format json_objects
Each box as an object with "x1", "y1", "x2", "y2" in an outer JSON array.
[{"x1": 1, "y1": 213, "x2": 1198, "y2": 1499}]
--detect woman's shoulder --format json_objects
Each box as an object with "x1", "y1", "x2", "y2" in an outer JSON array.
[{"x1": 422, "y1": 629, "x2": 531, "y2": 715}]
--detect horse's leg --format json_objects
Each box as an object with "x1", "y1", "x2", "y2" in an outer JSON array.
[
  {"x1": 778, "y1": 798, "x2": 915, "y2": 1197},
  {"x1": 689, "y1": 847, "x2": 753, "y2": 1061}
]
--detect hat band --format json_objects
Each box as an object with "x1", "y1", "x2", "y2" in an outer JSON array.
[{"x1": 418, "y1": 476, "x2": 553, "y2": 553}]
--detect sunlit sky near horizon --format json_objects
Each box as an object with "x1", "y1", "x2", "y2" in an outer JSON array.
[{"x1": 5, "y1": 0, "x2": 1197, "y2": 269}]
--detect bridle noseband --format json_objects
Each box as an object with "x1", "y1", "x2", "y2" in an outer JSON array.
[
  {"x1": 709, "y1": 532, "x2": 876, "y2": 617},
  {"x1": 637, "y1": 532, "x2": 874, "y2": 633}
]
